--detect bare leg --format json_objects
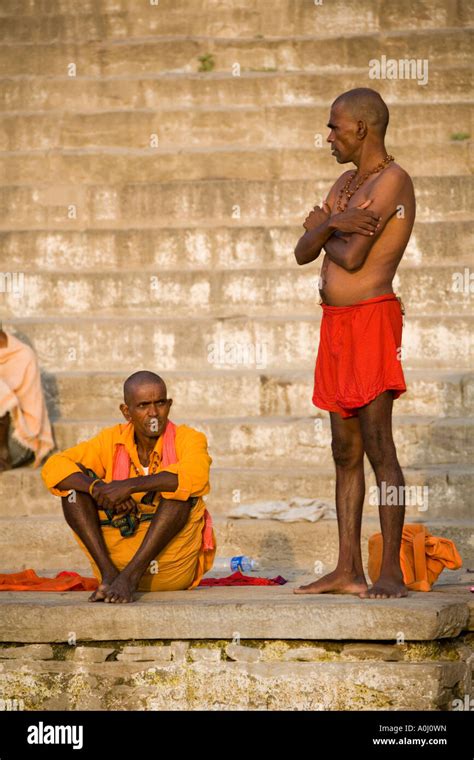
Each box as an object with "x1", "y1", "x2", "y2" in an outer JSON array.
[
  {"x1": 358, "y1": 391, "x2": 407, "y2": 599},
  {"x1": 61, "y1": 491, "x2": 119, "y2": 602},
  {"x1": 295, "y1": 412, "x2": 368, "y2": 595},
  {"x1": 103, "y1": 496, "x2": 194, "y2": 603},
  {"x1": 0, "y1": 412, "x2": 12, "y2": 472}
]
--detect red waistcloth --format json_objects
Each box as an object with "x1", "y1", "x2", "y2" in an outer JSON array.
[
  {"x1": 313, "y1": 293, "x2": 406, "y2": 418},
  {"x1": 0, "y1": 569, "x2": 98, "y2": 592},
  {"x1": 199, "y1": 571, "x2": 287, "y2": 586}
]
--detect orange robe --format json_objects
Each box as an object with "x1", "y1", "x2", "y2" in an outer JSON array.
[{"x1": 41, "y1": 421, "x2": 216, "y2": 591}]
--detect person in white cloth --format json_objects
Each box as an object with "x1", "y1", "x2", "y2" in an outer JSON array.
[{"x1": 0, "y1": 326, "x2": 54, "y2": 472}]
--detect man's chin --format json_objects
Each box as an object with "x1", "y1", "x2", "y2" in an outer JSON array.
[{"x1": 144, "y1": 427, "x2": 164, "y2": 438}]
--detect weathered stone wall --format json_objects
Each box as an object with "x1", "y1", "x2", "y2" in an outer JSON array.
[{"x1": 1, "y1": 637, "x2": 472, "y2": 711}]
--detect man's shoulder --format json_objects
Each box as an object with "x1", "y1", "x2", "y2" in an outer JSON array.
[
  {"x1": 379, "y1": 162, "x2": 413, "y2": 187},
  {"x1": 89, "y1": 421, "x2": 129, "y2": 445},
  {"x1": 175, "y1": 424, "x2": 208, "y2": 444}
]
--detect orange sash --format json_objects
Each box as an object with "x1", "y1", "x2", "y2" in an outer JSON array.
[{"x1": 112, "y1": 420, "x2": 214, "y2": 552}]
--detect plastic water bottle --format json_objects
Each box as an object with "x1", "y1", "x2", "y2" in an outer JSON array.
[{"x1": 211, "y1": 555, "x2": 259, "y2": 573}]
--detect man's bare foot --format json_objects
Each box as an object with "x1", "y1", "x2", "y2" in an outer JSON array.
[
  {"x1": 294, "y1": 570, "x2": 368, "y2": 595},
  {"x1": 359, "y1": 574, "x2": 407, "y2": 599},
  {"x1": 88, "y1": 570, "x2": 119, "y2": 602},
  {"x1": 103, "y1": 571, "x2": 139, "y2": 604}
]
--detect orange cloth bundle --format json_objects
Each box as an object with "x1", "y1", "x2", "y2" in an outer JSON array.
[
  {"x1": 0, "y1": 569, "x2": 98, "y2": 592},
  {"x1": 368, "y1": 523, "x2": 463, "y2": 592}
]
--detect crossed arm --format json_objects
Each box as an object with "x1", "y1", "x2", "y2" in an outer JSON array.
[{"x1": 294, "y1": 170, "x2": 407, "y2": 271}]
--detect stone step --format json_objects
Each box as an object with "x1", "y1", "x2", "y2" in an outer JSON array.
[
  {"x1": 4, "y1": 314, "x2": 473, "y2": 370},
  {"x1": 2, "y1": 69, "x2": 472, "y2": 113},
  {"x1": 3, "y1": 265, "x2": 472, "y2": 318},
  {"x1": 1, "y1": 144, "x2": 470, "y2": 182},
  {"x1": 1, "y1": 177, "x2": 470, "y2": 228},
  {"x1": 0, "y1": 30, "x2": 470, "y2": 77},
  {"x1": 0, "y1": 513, "x2": 472, "y2": 575},
  {"x1": 2, "y1": 221, "x2": 471, "y2": 271},
  {"x1": 38, "y1": 369, "x2": 473, "y2": 420},
  {"x1": 2, "y1": 463, "x2": 472, "y2": 520},
  {"x1": 2, "y1": 101, "x2": 471, "y2": 148},
  {"x1": 0, "y1": 583, "x2": 470, "y2": 644},
  {"x1": 0, "y1": 626, "x2": 472, "y2": 711},
  {"x1": 44, "y1": 415, "x2": 474, "y2": 468},
  {"x1": 0, "y1": 0, "x2": 471, "y2": 38}
]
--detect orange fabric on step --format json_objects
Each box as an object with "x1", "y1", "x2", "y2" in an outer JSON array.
[
  {"x1": 0, "y1": 569, "x2": 98, "y2": 591},
  {"x1": 368, "y1": 524, "x2": 463, "y2": 592}
]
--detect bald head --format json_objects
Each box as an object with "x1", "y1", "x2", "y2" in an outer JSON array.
[
  {"x1": 332, "y1": 88, "x2": 389, "y2": 137},
  {"x1": 123, "y1": 371, "x2": 166, "y2": 406}
]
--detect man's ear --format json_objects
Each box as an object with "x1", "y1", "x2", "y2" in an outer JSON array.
[
  {"x1": 120, "y1": 402, "x2": 131, "y2": 421},
  {"x1": 167, "y1": 398, "x2": 173, "y2": 410},
  {"x1": 356, "y1": 119, "x2": 368, "y2": 139}
]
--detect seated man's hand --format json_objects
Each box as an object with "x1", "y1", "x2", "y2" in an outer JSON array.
[{"x1": 92, "y1": 479, "x2": 135, "y2": 510}]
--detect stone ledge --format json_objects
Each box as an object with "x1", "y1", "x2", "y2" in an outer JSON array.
[
  {"x1": 0, "y1": 656, "x2": 470, "y2": 711},
  {"x1": 0, "y1": 584, "x2": 471, "y2": 643}
]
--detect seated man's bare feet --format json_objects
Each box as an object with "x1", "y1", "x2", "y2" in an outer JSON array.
[
  {"x1": 294, "y1": 569, "x2": 368, "y2": 595},
  {"x1": 359, "y1": 572, "x2": 407, "y2": 599},
  {"x1": 103, "y1": 571, "x2": 139, "y2": 604},
  {"x1": 88, "y1": 571, "x2": 119, "y2": 602}
]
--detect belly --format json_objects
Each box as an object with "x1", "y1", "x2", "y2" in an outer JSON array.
[{"x1": 318, "y1": 254, "x2": 394, "y2": 306}]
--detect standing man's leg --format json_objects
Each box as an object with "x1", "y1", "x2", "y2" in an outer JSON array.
[
  {"x1": 294, "y1": 412, "x2": 368, "y2": 594},
  {"x1": 358, "y1": 391, "x2": 407, "y2": 598}
]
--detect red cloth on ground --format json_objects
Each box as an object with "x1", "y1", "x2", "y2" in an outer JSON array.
[
  {"x1": 0, "y1": 569, "x2": 287, "y2": 591},
  {"x1": 199, "y1": 571, "x2": 287, "y2": 586},
  {"x1": 0, "y1": 569, "x2": 98, "y2": 592},
  {"x1": 313, "y1": 293, "x2": 407, "y2": 418}
]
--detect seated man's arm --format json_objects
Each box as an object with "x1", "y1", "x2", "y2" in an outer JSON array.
[
  {"x1": 129, "y1": 427, "x2": 211, "y2": 502},
  {"x1": 323, "y1": 169, "x2": 409, "y2": 272},
  {"x1": 41, "y1": 433, "x2": 107, "y2": 497}
]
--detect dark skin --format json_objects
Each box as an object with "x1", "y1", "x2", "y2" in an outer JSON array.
[
  {"x1": 0, "y1": 331, "x2": 13, "y2": 472},
  {"x1": 293, "y1": 98, "x2": 415, "y2": 599},
  {"x1": 56, "y1": 380, "x2": 194, "y2": 603}
]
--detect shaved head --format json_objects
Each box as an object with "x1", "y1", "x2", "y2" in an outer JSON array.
[
  {"x1": 332, "y1": 88, "x2": 389, "y2": 137},
  {"x1": 123, "y1": 371, "x2": 166, "y2": 406}
]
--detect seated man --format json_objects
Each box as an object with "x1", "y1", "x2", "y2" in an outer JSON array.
[
  {"x1": 41, "y1": 370, "x2": 216, "y2": 603},
  {"x1": 0, "y1": 328, "x2": 54, "y2": 472}
]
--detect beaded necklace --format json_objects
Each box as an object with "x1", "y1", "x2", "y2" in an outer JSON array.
[
  {"x1": 336, "y1": 154, "x2": 395, "y2": 213},
  {"x1": 131, "y1": 446, "x2": 161, "y2": 477}
]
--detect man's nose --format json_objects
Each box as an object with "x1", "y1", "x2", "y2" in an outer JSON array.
[{"x1": 148, "y1": 405, "x2": 159, "y2": 416}]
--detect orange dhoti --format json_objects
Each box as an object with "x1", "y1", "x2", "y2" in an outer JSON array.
[
  {"x1": 72, "y1": 497, "x2": 216, "y2": 592},
  {"x1": 312, "y1": 293, "x2": 407, "y2": 418}
]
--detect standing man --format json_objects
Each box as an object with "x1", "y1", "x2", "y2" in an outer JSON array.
[{"x1": 293, "y1": 88, "x2": 415, "y2": 599}]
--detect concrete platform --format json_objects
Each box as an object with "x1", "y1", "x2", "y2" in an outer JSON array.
[{"x1": 0, "y1": 578, "x2": 472, "y2": 644}]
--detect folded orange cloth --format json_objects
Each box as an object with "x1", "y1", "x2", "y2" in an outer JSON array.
[
  {"x1": 368, "y1": 524, "x2": 463, "y2": 592},
  {"x1": 313, "y1": 293, "x2": 406, "y2": 418},
  {"x1": 0, "y1": 569, "x2": 98, "y2": 592}
]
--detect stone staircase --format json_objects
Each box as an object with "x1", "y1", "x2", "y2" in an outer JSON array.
[
  {"x1": 0, "y1": 0, "x2": 473, "y2": 576},
  {"x1": 0, "y1": 0, "x2": 473, "y2": 713}
]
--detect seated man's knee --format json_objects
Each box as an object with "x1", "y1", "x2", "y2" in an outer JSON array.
[{"x1": 159, "y1": 496, "x2": 195, "y2": 526}]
